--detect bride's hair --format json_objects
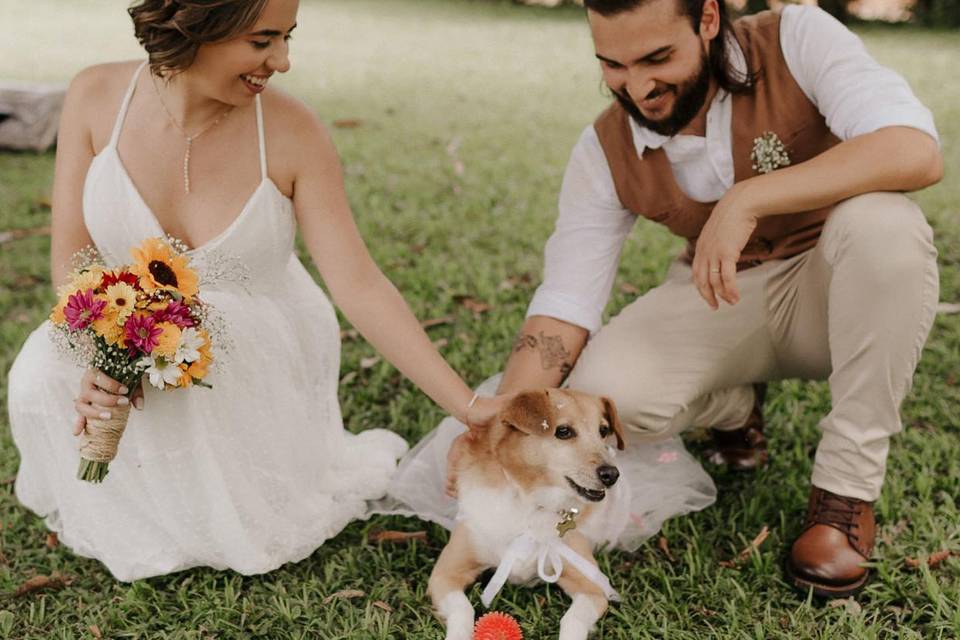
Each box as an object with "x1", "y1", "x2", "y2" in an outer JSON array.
[{"x1": 129, "y1": 0, "x2": 269, "y2": 77}]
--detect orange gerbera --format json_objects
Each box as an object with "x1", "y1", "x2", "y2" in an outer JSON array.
[
  {"x1": 152, "y1": 322, "x2": 182, "y2": 359},
  {"x1": 186, "y1": 331, "x2": 213, "y2": 379},
  {"x1": 130, "y1": 238, "x2": 199, "y2": 299},
  {"x1": 176, "y1": 364, "x2": 193, "y2": 389},
  {"x1": 92, "y1": 307, "x2": 125, "y2": 345}
]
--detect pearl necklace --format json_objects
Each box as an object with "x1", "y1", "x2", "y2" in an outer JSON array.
[{"x1": 151, "y1": 74, "x2": 234, "y2": 195}]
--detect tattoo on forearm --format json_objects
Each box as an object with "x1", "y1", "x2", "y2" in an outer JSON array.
[{"x1": 512, "y1": 331, "x2": 574, "y2": 376}]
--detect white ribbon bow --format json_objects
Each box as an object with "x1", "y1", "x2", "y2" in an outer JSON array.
[{"x1": 480, "y1": 532, "x2": 621, "y2": 607}]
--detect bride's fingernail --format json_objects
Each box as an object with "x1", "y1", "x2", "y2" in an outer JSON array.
[
  {"x1": 99, "y1": 411, "x2": 111, "y2": 420},
  {"x1": 134, "y1": 398, "x2": 143, "y2": 410},
  {"x1": 119, "y1": 386, "x2": 129, "y2": 395}
]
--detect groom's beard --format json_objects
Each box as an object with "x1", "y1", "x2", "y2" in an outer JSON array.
[{"x1": 612, "y1": 51, "x2": 712, "y2": 138}]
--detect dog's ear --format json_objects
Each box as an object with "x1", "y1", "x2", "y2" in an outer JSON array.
[
  {"x1": 602, "y1": 396, "x2": 626, "y2": 450},
  {"x1": 500, "y1": 390, "x2": 555, "y2": 436}
]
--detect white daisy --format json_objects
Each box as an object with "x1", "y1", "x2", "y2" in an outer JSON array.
[
  {"x1": 140, "y1": 356, "x2": 183, "y2": 389},
  {"x1": 174, "y1": 327, "x2": 205, "y2": 364}
]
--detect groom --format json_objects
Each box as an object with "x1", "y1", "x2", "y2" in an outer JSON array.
[{"x1": 493, "y1": 0, "x2": 942, "y2": 597}]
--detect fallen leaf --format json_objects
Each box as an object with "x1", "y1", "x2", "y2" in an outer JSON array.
[
  {"x1": 937, "y1": 302, "x2": 960, "y2": 315},
  {"x1": 409, "y1": 243, "x2": 426, "y2": 255},
  {"x1": 0, "y1": 225, "x2": 51, "y2": 245},
  {"x1": 340, "y1": 329, "x2": 359, "y2": 341},
  {"x1": 14, "y1": 573, "x2": 73, "y2": 597},
  {"x1": 453, "y1": 295, "x2": 491, "y2": 315},
  {"x1": 323, "y1": 589, "x2": 365, "y2": 604},
  {"x1": 340, "y1": 371, "x2": 358, "y2": 386},
  {"x1": 433, "y1": 338, "x2": 449, "y2": 349},
  {"x1": 0, "y1": 477, "x2": 15, "y2": 486},
  {"x1": 360, "y1": 356, "x2": 381, "y2": 369},
  {"x1": 421, "y1": 316, "x2": 454, "y2": 330},
  {"x1": 719, "y1": 525, "x2": 770, "y2": 568},
  {"x1": 658, "y1": 536, "x2": 675, "y2": 562},
  {"x1": 372, "y1": 600, "x2": 393, "y2": 613},
  {"x1": 453, "y1": 159, "x2": 465, "y2": 176},
  {"x1": 620, "y1": 282, "x2": 641, "y2": 295},
  {"x1": 89, "y1": 625, "x2": 102, "y2": 639},
  {"x1": 827, "y1": 597, "x2": 862, "y2": 615},
  {"x1": 45, "y1": 532, "x2": 58, "y2": 549},
  {"x1": 368, "y1": 530, "x2": 427, "y2": 544},
  {"x1": 37, "y1": 196, "x2": 52, "y2": 209},
  {"x1": 905, "y1": 550, "x2": 954, "y2": 569},
  {"x1": 333, "y1": 118, "x2": 363, "y2": 129}
]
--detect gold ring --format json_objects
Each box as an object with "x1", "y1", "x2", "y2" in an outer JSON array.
[{"x1": 709, "y1": 268, "x2": 721, "y2": 274}]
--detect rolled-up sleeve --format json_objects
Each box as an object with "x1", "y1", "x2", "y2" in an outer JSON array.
[
  {"x1": 526, "y1": 126, "x2": 636, "y2": 334},
  {"x1": 781, "y1": 5, "x2": 939, "y2": 144}
]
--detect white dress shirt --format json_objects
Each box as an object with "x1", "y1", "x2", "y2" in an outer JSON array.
[{"x1": 526, "y1": 5, "x2": 940, "y2": 334}]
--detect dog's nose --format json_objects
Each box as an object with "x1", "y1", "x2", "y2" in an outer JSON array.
[{"x1": 597, "y1": 464, "x2": 620, "y2": 487}]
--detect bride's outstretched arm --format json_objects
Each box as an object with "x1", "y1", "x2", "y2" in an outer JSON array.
[{"x1": 287, "y1": 104, "x2": 504, "y2": 426}]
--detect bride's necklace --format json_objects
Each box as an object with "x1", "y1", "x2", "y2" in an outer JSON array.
[{"x1": 151, "y1": 75, "x2": 234, "y2": 195}]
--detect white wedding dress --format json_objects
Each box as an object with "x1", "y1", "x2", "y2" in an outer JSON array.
[{"x1": 7, "y1": 62, "x2": 408, "y2": 582}]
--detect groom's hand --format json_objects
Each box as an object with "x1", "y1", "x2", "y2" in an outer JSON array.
[{"x1": 692, "y1": 183, "x2": 759, "y2": 310}]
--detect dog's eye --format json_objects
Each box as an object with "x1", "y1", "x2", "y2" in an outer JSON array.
[
  {"x1": 555, "y1": 425, "x2": 576, "y2": 440},
  {"x1": 599, "y1": 424, "x2": 612, "y2": 438}
]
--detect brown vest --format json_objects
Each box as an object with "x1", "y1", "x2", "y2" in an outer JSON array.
[{"x1": 593, "y1": 10, "x2": 840, "y2": 267}]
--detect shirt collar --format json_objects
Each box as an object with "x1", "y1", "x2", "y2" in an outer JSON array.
[{"x1": 629, "y1": 33, "x2": 747, "y2": 159}]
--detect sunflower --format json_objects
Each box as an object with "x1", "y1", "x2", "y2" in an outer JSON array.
[
  {"x1": 130, "y1": 238, "x2": 199, "y2": 300},
  {"x1": 152, "y1": 322, "x2": 183, "y2": 360},
  {"x1": 104, "y1": 282, "x2": 137, "y2": 324}
]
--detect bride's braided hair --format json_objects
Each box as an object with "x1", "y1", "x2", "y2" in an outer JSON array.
[{"x1": 129, "y1": 0, "x2": 268, "y2": 77}]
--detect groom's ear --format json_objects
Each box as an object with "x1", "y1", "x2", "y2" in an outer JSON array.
[{"x1": 500, "y1": 390, "x2": 555, "y2": 437}]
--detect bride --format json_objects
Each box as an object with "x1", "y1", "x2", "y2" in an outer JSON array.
[{"x1": 6, "y1": 0, "x2": 507, "y2": 581}]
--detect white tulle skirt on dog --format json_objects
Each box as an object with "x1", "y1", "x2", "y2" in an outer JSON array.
[{"x1": 381, "y1": 375, "x2": 716, "y2": 551}]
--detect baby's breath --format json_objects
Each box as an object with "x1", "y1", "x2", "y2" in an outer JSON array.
[{"x1": 750, "y1": 131, "x2": 791, "y2": 175}]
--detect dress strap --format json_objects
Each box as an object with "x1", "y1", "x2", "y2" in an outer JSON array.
[
  {"x1": 254, "y1": 94, "x2": 267, "y2": 181},
  {"x1": 108, "y1": 60, "x2": 149, "y2": 149}
]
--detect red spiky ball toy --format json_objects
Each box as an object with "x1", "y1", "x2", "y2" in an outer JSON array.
[{"x1": 473, "y1": 611, "x2": 523, "y2": 640}]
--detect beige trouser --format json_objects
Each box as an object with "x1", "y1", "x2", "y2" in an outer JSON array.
[{"x1": 567, "y1": 193, "x2": 939, "y2": 502}]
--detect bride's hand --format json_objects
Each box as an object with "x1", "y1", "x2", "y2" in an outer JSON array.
[
  {"x1": 73, "y1": 369, "x2": 144, "y2": 436},
  {"x1": 464, "y1": 394, "x2": 510, "y2": 430}
]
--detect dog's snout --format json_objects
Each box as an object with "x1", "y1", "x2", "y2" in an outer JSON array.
[{"x1": 597, "y1": 464, "x2": 620, "y2": 487}]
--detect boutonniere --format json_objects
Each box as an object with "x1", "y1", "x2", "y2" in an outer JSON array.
[{"x1": 750, "y1": 131, "x2": 791, "y2": 174}]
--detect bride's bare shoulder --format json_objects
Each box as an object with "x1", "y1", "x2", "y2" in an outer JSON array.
[
  {"x1": 260, "y1": 87, "x2": 340, "y2": 179},
  {"x1": 65, "y1": 61, "x2": 144, "y2": 153}
]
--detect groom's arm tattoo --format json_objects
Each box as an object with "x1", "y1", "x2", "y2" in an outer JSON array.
[{"x1": 512, "y1": 330, "x2": 574, "y2": 377}]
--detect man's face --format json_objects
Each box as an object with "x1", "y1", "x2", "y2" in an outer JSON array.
[{"x1": 589, "y1": 0, "x2": 718, "y2": 136}]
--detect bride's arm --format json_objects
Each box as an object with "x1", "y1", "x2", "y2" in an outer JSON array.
[{"x1": 286, "y1": 104, "x2": 503, "y2": 425}]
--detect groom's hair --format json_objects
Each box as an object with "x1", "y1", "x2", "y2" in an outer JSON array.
[
  {"x1": 583, "y1": 0, "x2": 757, "y2": 96},
  {"x1": 129, "y1": 0, "x2": 269, "y2": 78}
]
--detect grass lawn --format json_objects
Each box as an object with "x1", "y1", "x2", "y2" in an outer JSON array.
[{"x1": 1, "y1": 0, "x2": 958, "y2": 637}]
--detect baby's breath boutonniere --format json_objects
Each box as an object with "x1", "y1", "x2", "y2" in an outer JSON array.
[{"x1": 750, "y1": 131, "x2": 791, "y2": 174}]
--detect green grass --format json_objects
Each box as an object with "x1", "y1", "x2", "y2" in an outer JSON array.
[{"x1": 1, "y1": 0, "x2": 958, "y2": 637}]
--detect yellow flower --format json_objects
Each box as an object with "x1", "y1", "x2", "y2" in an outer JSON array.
[
  {"x1": 153, "y1": 322, "x2": 182, "y2": 359},
  {"x1": 50, "y1": 290, "x2": 71, "y2": 324},
  {"x1": 130, "y1": 238, "x2": 199, "y2": 300},
  {"x1": 91, "y1": 308, "x2": 124, "y2": 345},
  {"x1": 176, "y1": 364, "x2": 193, "y2": 389},
  {"x1": 186, "y1": 330, "x2": 213, "y2": 379},
  {"x1": 104, "y1": 282, "x2": 137, "y2": 324},
  {"x1": 58, "y1": 267, "x2": 104, "y2": 299}
]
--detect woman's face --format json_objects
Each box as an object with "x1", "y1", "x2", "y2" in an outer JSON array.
[{"x1": 184, "y1": 0, "x2": 299, "y2": 105}]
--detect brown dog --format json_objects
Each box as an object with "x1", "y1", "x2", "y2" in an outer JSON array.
[{"x1": 429, "y1": 389, "x2": 626, "y2": 640}]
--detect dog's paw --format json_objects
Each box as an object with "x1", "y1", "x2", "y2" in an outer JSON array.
[{"x1": 438, "y1": 592, "x2": 475, "y2": 640}]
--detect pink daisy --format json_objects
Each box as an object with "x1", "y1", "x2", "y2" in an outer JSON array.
[
  {"x1": 154, "y1": 300, "x2": 196, "y2": 328},
  {"x1": 64, "y1": 289, "x2": 106, "y2": 331},
  {"x1": 124, "y1": 314, "x2": 163, "y2": 355}
]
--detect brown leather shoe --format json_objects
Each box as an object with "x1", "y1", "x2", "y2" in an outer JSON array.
[
  {"x1": 704, "y1": 383, "x2": 768, "y2": 471},
  {"x1": 787, "y1": 486, "x2": 876, "y2": 598}
]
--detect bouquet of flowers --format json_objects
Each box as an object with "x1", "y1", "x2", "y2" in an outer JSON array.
[{"x1": 50, "y1": 237, "x2": 215, "y2": 483}]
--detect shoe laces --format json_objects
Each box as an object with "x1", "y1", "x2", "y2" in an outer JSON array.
[{"x1": 810, "y1": 493, "x2": 863, "y2": 541}]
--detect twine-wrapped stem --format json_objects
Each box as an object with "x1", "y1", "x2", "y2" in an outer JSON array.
[{"x1": 77, "y1": 402, "x2": 133, "y2": 483}]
